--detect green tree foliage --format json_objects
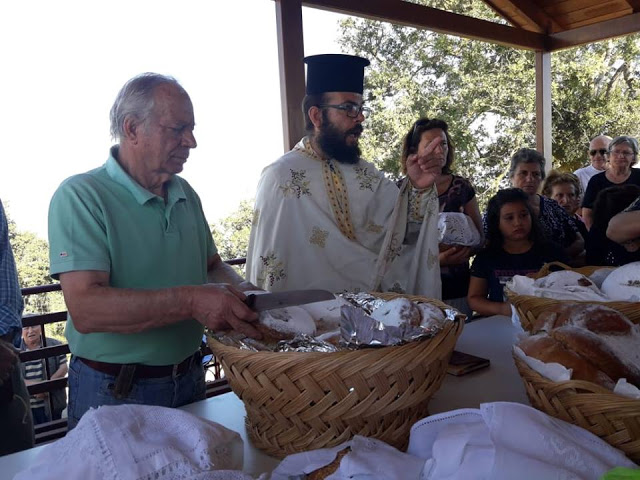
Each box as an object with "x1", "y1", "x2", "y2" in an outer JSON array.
[
  {"x1": 6, "y1": 208, "x2": 66, "y2": 339},
  {"x1": 338, "y1": 0, "x2": 640, "y2": 206},
  {"x1": 211, "y1": 200, "x2": 254, "y2": 275}
]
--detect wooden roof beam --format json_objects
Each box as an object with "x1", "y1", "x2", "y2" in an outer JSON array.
[
  {"x1": 483, "y1": 0, "x2": 563, "y2": 33},
  {"x1": 548, "y1": 11, "x2": 640, "y2": 50},
  {"x1": 301, "y1": 0, "x2": 547, "y2": 51}
]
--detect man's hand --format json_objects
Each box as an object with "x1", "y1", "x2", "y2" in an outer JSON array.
[
  {"x1": 439, "y1": 245, "x2": 472, "y2": 266},
  {"x1": 0, "y1": 340, "x2": 18, "y2": 386},
  {"x1": 191, "y1": 284, "x2": 262, "y2": 339},
  {"x1": 406, "y1": 137, "x2": 443, "y2": 189}
]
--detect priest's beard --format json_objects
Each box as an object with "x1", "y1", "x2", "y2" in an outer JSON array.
[{"x1": 316, "y1": 118, "x2": 363, "y2": 164}]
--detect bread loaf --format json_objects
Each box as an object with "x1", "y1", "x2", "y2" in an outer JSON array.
[
  {"x1": 518, "y1": 333, "x2": 615, "y2": 388},
  {"x1": 550, "y1": 326, "x2": 640, "y2": 386},
  {"x1": 531, "y1": 303, "x2": 632, "y2": 335}
]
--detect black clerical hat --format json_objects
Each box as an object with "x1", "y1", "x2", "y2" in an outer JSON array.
[{"x1": 304, "y1": 54, "x2": 370, "y2": 95}]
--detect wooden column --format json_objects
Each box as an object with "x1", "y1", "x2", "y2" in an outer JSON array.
[
  {"x1": 535, "y1": 50, "x2": 552, "y2": 171},
  {"x1": 275, "y1": 0, "x2": 306, "y2": 152}
]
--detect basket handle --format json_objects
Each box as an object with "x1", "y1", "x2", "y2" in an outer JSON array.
[{"x1": 536, "y1": 261, "x2": 573, "y2": 278}]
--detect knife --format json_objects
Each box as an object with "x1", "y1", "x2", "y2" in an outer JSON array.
[{"x1": 244, "y1": 289, "x2": 335, "y2": 312}]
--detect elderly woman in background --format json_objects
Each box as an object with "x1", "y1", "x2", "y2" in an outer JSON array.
[
  {"x1": 541, "y1": 170, "x2": 588, "y2": 240},
  {"x1": 401, "y1": 118, "x2": 483, "y2": 318},
  {"x1": 507, "y1": 148, "x2": 584, "y2": 262},
  {"x1": 582, "y1": 136, "x2": 640, "y2": 230}
]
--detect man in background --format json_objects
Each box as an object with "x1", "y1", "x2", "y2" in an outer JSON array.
[
  {"x1": 48, "y1": 73, "x2": 261, "y2": 429},
  {"x1": 0, "y1": 199, "x2": 33, "y2": 454},
  {"x1": 21, "y1": 325, "x2": 68, "y2": 424},
  {"x1": 247, "y1": 54, "x2": 442, "y2": 297},
  {"x1": 574, "y1": 135, "x2": 612, "y2": 194}
]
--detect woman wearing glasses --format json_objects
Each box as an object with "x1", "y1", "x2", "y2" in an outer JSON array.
[
  {"x1": 400, "y1": 118, "x2": 483, "y2": 318},
  {"x1": 582, "y1": 136, "x2": 640, "y2": 230}
]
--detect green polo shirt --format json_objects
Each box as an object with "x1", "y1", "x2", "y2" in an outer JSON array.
[{"x1": 48, "y1": 146, "x2": 216, "y2": 365}]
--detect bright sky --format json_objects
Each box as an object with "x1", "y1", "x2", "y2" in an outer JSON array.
[{"x1": 0, "y1": 0, "x2": 348, "y2": 239}]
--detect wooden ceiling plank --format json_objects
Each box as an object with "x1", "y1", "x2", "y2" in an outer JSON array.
[
  {"x1": 564, "y1": 11, "x2": 629, "y2": 30},
  {"x1": 559, "y1": 3, "x2": 631, "y2": 27},
  {"x1": 485, "y1": 0, "x2": 564, "y2": 32},
  {"x1": 300, "y1": 0, "x2": 547, "y2": 50},
  {"x1": 548, "y1": 11, "x2": 640, "y2": 50},
  {"x1": 543, "y1": 0, "x2": 611, "y2": 16},
  {"x1": 482, "y1": 0, "x2": 542, "y2": 32}
]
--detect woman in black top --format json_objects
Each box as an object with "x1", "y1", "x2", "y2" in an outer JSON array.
[
  {"x1": 582, "y1": 135, "x2": 640, "y2": 230},
  {"x1": 586, "y1": 185, "x2": 640, "y2": 266}
]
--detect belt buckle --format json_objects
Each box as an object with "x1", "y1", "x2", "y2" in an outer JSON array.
[{"x1": 172, "y1": 363, "x2": 179, "y2": 377}]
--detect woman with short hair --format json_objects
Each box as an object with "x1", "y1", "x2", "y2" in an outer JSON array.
[{"x1": 582, "y1": 135, "x2": 640, "y2": 230}]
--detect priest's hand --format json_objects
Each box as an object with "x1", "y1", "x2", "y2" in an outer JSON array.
[{"x1": 406, "y1": 136, "x2": 443, "y2": 189}]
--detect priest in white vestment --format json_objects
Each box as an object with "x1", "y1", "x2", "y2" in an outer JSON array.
[{"x1": 246, "y1": 54, "x2": 442, "y2": 298}]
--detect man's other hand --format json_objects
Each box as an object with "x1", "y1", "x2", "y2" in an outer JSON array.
[{"x1": 191, "y1": 284, "x2": 262, "y2": 339}]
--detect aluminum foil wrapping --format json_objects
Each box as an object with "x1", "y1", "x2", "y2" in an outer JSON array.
[
  {"x1": 340, "y1": 305, "x2": 443, "y2": 348},
  {"x1": 274, "y1": 334, "x2": 339, "y2": 353},
  {"x1": 340, "y1": 292, "x2": 387, "y2": 314},
  {"x1": 209, "y1": 295, "x2": 462, "y2": 352}
]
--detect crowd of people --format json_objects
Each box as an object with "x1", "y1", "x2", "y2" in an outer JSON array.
[{"x1": 1, "y1": 53, "x2": 639, "y2": 455}]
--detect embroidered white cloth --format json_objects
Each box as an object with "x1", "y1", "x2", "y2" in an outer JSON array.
[
  {"x1": 269, "y1": 402, "x2": 635, "y2": 479},
  {"x1": 13, "y1": 404, "x2": 250, "y2": 480},
  {"x1": 408, "y1": 402, "x2": 636, "y2": 479},
  {"x1": 246, "y1": 137, "x2": 441, "y2": 297},
  {"x1": 270, "y1": 435, "x2": 426, "y2": 480},
  {"x1": 437, "y1": 212, "x2": 482, "y2": 246}
]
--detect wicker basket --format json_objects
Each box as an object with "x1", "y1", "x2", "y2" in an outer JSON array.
[
  {"x1": 513, "y1": 355, "x2": 640, "y2": 462},
  {"x1": 505, "y1": 262, "x2": 640, "y2": 331},
  {"x1": 207, "y1": 293, "x2": 464, "y2": 458}
]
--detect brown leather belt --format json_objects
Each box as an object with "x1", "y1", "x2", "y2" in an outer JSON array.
[{"x1": 77, "y1": 353, "x2": 198, "y2": 379}]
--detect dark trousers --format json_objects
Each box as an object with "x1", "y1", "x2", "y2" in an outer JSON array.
[{"x1": 0, "y1": 351, "x2": 34, "y2": 455}]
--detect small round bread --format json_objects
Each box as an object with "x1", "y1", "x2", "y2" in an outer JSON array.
[
  {"x1": 300, "y1": 297, "x2": 351, "y2": 333},
  {"x1": 370, "y1": 297, "x2": 421, "y2": 327},
  {"x1": 417, "y1": 302, "x2": 446, "y2": 328},
  {"x1": 601, "y1": 261, "x2": 640, "y2": 301},
  {"x1": 257, "y1": 306, "x2": 316, "y2": 343},
  {"x1": 306, "y1": 447, "x2": 350, "y2": 480},
  {"x1": 534, "y1": 270, "x2": 599, "y2": 291}
]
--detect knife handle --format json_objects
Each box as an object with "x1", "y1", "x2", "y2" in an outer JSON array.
[{"x1": 244, "y1": 294, "x2": 257, "y2": 310}]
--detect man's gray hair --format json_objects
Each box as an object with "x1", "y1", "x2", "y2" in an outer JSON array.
[{"x1": 109, "y1": 73, "x2": 185, "y2": 141}]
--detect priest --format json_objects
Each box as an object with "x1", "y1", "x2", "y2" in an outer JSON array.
[{"x1": 246, "y1": 54, "x2": 442, "y2": 297}]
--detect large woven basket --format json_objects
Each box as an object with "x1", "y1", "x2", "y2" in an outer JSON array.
[
  {"x1": 513, "y1": 355, "x2": 640, "y2": 462},
  {"x1": 208, "y1": 293, "x2": 464, "y2": 458},
  {"x1": 505, "y1": 262, "x2": 640, "y2": 331}
]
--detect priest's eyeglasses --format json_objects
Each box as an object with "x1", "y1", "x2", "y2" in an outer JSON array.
[{"x1": 318, "y1": 103, "x2": 371, "y2": 118}]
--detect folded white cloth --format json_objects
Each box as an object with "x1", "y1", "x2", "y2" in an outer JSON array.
[
  {"x1": 408, "y1": 402, "x2": 636, "y2": 480},
  {"x1": 14, "y1": 404, "x2": 249, "y2": 480}
]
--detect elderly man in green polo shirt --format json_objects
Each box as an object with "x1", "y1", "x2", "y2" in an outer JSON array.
[{"x1": 48, "y1": 73, "x2": 261, "y2": 429}]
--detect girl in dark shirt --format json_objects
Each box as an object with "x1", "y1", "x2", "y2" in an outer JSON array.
[{"x1": 468, "y1": 189, "x2": 567, "y2": 317}]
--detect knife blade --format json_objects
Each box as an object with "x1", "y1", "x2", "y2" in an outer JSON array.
[{"x1": 244, "y1": 289, "x2": 335, "y2": 312}]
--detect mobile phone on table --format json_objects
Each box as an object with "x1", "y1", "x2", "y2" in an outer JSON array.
[{"x1": 447, "y1": 350, "x2": 490, "y2": 376}]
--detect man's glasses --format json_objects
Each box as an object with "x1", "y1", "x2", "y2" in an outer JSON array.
[
  {"x1": 318, "y1": 103, "x2": 370, "y2": 118},
  {"x1": 589, "y1": 149, "x2": 607, "y2": 156}
]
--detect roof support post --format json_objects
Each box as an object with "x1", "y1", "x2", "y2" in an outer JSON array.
[
  {"x1": 275, "y1": 0, "x2": 306, "y2": 152},
  {"x1": 535, "y1": 50, "x2": 552, "y2": 171}
]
